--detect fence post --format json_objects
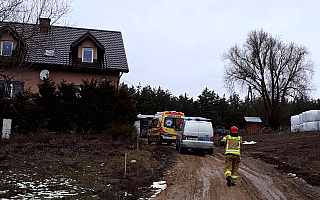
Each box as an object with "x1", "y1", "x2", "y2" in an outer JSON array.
[
  {"x1": 124, "y1": 153, "x2": 127, "y2": 178},
  {"x1": 137, "y1": 134, "x2": 139, "y2": 150}
]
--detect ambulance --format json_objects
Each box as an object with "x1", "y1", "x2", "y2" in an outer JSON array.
[{"x1": 147, "y1": 111, "x2": 185, "y2": 145}]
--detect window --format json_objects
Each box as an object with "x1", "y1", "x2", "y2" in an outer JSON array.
[
  {"x1": 180, "y1": 121, "x2": 185, "y2": 132},
  {"x1": 99, "y1": 77, "x2": 106, "y2": 84},
  {"x1": 151, "y1": 119, "x2": 159, "y2": 128},
  {"x1": 82, "y1": 48, "x2": 93, "y2": 63},
  {"x1": 164, "y1": 118, "x2": 173, "y2": 128},
  {"x1": 44, "y1": 49, "x2": 55, "y2": 57},
  {"x1": 164, "y1": 117, "x2": 183, "y2": 130},
  {"x1": 1, "y1": 41, "x2": 13, "y2": 56},
  {"x1": 0, "y1": 81, "x2": 24, "y2": 98}
]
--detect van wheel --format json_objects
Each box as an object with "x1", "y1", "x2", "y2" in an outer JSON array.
[
  {"x1": 207, "y1": 150, "x2": 213, "y2": 155},
  {"x1": 179, "y1": 146, "x2": 186, "y2": 154},
  {"x1": 175, "y1": 141, "x2": 179, "y2": 150}
]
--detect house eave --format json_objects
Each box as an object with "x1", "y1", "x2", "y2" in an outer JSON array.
[{"x1": 31, "y1": 62, "x2": 129, "y2": 74}]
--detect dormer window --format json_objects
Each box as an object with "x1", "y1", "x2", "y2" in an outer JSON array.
[
  {"x1": 1, "y1": 41, "x2": 13, "y2": 56},
  {"x1": 71, "y1": 32, "x2": 105, "y2": 67},
  {"x1": 82, "y1": 48, "x2": 93, "y2": 63}
]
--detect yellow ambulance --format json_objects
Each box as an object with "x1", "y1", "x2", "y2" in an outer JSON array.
[{"x1": 148, "y1": 111, "x2": 185, "y2": 145}]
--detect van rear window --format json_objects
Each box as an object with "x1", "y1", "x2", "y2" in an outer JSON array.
[
  {"x1": 199, "y1": 123, "x2": 213, "y2": 133},
  {"x1": 164, "y1": 117, "x2": 182, "y2": 129}
]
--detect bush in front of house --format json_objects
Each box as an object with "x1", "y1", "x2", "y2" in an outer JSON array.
[
  {"x1": 77, "y1": 80, "x2": 119, "y2": 133},
  {"x1": 56, "y1": 80, "x2": 79, "y2": 132},
  {"x1": 75, "y1": 80, "x2": 137, "y2": 135},
  {"x1": 1, "y1": 79, "x2": 137, "y2": 139},
  {"x1": 0, "y1": 89, "x2": 40, "y2": 134}
]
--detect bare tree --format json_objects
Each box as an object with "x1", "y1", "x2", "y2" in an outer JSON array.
[
  {"x1": 0, "y1": 0, "x2": 72, "y2": 121},
  {"x1": 0, "y1": 0, "x2": 72, "y2": 96},
  {"x1": 223, "y1": 29, "x2": 314, "y2": 130},
  {"x1": 0, "y1": 0, "x2": 72, "y2": 24}
]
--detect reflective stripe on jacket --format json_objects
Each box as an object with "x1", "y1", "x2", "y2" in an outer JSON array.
[{"x1": 222, "y1": 135, "x2": 242, "y2": 155}]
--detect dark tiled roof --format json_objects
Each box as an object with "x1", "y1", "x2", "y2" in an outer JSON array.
[
  {"x1": 71, "y1": 31, "x2": 105, "y2": 50},
  {"x1": 0, "y1": 22, "x2": 129, "y2": 72}
]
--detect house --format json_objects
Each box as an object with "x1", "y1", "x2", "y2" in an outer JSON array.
[
  {"x1": 0, "y1": 18, "x2": 129, "y2": 97},
  {"x1": 244, "y1": 117, "x2": 262, "y2": 134}
]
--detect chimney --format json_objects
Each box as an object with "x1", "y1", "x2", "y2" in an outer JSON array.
[{"x1": 39, "y1": 18, "x2": 51, "y2": 32}]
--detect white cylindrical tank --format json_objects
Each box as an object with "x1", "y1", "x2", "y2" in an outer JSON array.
[
  {"x1": 291, "y1": 125, "x2": 301, "y2": 132},
  {"x1": 299, "y1": 113, "x2": 304, "y2": 124},
  {"x1": 290, "y1": 125, "x2": 295, "y2": 132},
  {"x1": 302, "y1": 122, "x2": 308, "y2": 131},
  {"x1": 305, "y1": 110, "x2": 320, "y2": 122},
  {"x1": 304, "y1": 121, "x2": 319, "y2": 131},
  {"x1": 299, "y1": 124, "x2": 304, "y2": 132},
  {"x1": 290, "y1": 115, "x2": 300, "y2": 125},
  {"x1": 301, "y1": 112, "x2": 308, "y2": 123}
]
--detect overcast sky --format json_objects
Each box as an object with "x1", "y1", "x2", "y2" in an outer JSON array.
[{"x1": 70, "y1": 0, "x2": 320, "y2": 100}]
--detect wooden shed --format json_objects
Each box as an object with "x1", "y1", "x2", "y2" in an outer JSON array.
[{"x1": 244, "y1": 117, "x2": 262, "y2": 135}]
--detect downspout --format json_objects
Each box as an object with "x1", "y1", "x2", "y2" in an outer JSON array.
[{"x1": 117, "y1": 72, "x2": 123, "y2": 90}]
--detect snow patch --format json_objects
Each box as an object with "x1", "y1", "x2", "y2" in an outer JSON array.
[
  {"x1": 0, "y1": 173, "x2": 93, "y2": 199},
  {"x1": 243, "y1": 141, "x2": 257, "y2": 145},
  {"x1": 0, "y1": 190, "x2": 9, "y2": 194},
  {"x1": 150, "y1": 181, "x2": 167, "y2": 198},
  {"x1": 138, "y1": 180, "x2": 167, "y2": 200},
  {"x1": 287, "y1": 173, "x2": 297, "y2": 177}
]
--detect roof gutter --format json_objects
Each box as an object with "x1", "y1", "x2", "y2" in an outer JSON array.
[{"x1": 30, "y1": 62, "x2": 129, "y2": 74}]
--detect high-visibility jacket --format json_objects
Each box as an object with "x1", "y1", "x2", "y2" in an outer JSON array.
[{"x1": 222, "y1": 135, "x2": 242, "y2": 155}]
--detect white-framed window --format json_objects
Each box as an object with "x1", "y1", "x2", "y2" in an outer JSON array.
[
  {"x1": 82, "y1": 48, "x2": 93, "y2": 63},
  {"x1": 0, "y1": 81, "x2": 24, "y2": 98},
  {"x1": 1, "y1": 41, "x2": 13, "y2": 56}
]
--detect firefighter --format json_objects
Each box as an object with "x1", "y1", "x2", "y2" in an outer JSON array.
[{"x1": 222, "y1": 126, "x2": 242, "y2": 187}]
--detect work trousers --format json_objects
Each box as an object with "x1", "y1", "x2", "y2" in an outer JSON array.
[{"x1": 225, "y1": 154, "x2": 240, "y2": 183}]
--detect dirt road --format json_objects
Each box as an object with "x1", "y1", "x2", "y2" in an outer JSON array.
[{"x1": 154, "y1": 147, "x2": 320, "y2": 200}]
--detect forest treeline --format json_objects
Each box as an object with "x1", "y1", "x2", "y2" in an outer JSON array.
[
  {"x1": 2, "y1": 80, "x2": 320, "y2": 135},
  {"x1": 127, "y1": 84, "x2": 320, "y2": 130}
]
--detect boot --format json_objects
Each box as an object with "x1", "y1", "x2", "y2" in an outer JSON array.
[
  {"x1": 226, "y1": 176, "x2": 231, "y2": 187},
  {"x1": 231, "y1": 183, "x2": 236, "y2": 186}
]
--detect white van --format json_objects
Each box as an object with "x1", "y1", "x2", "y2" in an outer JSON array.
[{"x1": 175, "y1": 118, "x2": 214, "y2": 155}]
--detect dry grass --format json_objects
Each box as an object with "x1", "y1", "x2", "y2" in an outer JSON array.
[{"x1": 0, "y1": 133, "x2": 175, "y2": 199}]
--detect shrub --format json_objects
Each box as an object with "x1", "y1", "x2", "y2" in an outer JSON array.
[
  {"x1": 0, "y1": 144, "x2": 13, "y2": 160},
  {"x1": 77, "y1": 80, "x2": 119, "y2": 132},
  {"x1": 56, "y1": 81, "x2": 79, "y2": 132},
  {"x1": 108, "y1": 123, "x2": 137, "y2": 140},
  {"x1": 4, "y1": 79, "x2": 137, "y2": 137}
]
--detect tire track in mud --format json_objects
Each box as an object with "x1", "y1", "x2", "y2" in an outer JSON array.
[
  {"x1": 155, "y1": 153, "x2": 204, "y2": 200},
  {"x1": 212, "y1": 153, "x2": 263, "y2": 200},
  {"x1": 241, "y1": 156, "x2": 320, "y2": 200},
  {"x1": 156, "y1": 151, "x2": 261, "y2": 200},
  {"x1": 211, "y1": 152, "x2": 320, "y2": 200},
  {"x1": 198, "y1": 159, "x2": 216, "y2": 199},
  {"x1": 155, "y1": 148, "x2": 320, "y2": 200},
  {"x1": 239, "y1": 165, "x2": 286, "y2": 199}
]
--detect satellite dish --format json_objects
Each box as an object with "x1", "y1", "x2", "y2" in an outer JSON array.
[
  {"x1": 99, "y1": 77, "x2": 106, "y2": 83},
  {"x1": 40, "y1": 69, "x2": 50, "y2": 80}
]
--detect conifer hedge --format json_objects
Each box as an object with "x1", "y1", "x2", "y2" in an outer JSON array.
[{"x1": 0, "y1": 79, "x2": 137, "y2": 138}]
